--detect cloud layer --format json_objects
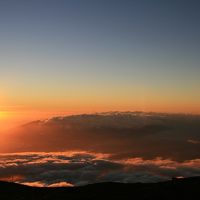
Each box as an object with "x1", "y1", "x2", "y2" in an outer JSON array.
[
  {"x1": 1, "y1": 112, "x2": 200, "y2": 161},
  {"x1": 1, "y1": 112, "x2": 200, "y2": 186},
  {"x1": 0, "y1": 151, "x2": 200, "y2": 187}
]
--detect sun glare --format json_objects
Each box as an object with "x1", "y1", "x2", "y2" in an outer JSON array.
[{"x1": 0, "y1": 111, "x2": 7, "y2": 119}]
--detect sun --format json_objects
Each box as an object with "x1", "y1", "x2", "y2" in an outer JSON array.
[
  {"x1": 0, "y1": 111, "x2": 8, "y2": 119},
  {"x1": 0, "y1": 111, "x2": 12, "y2": 133}
]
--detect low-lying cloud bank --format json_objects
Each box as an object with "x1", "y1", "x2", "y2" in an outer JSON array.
[
  {"x1": 1, "y1": 112, "x2": 200, "y2": 161},
  {"x1": 0, "y1": 151, "x2": 200, "y2": 187}
]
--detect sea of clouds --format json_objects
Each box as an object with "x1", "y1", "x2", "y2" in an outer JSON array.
[
  {"x1": 1, "y1": 112, "x2": 200, "y2": 186},
  {"x1": 0, "y1": 151, "x2": 200, "y2": 187}
]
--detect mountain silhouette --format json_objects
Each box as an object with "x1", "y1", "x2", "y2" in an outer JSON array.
[{"x1": 0, "y1": 176, "x2": 200, "y2": 200}]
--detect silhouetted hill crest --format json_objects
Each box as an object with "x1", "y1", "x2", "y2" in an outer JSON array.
[{"x1": 0, "y1": 177, "x2": 200, "y2": 200}]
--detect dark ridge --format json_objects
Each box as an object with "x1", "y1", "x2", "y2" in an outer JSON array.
[{"x1": 0, "y1": 177, "x2": 200, "y2": 200}]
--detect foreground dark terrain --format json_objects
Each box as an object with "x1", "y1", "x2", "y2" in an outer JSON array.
[{"x1": 0, "y1": 177, "x2": 200, "y2": 200}]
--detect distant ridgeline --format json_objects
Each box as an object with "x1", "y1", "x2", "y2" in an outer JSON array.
[{"x1": 0, "y1": 176, "x2": 200, "y2": 200}]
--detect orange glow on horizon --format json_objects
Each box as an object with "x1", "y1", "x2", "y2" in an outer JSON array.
[{"x1": 0, "y1": 97, "x2": 200, "y2": 132}]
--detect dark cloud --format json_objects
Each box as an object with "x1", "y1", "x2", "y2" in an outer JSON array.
[
  {"x1": 0, "y1": 152, "x2": 200, "y2": 187},
  {"x1": 1, "y1": 112, "x2": 200, "y2": 161},
  {"x1": 188, "y1": 139, "x2": 200, "y2": 144}
]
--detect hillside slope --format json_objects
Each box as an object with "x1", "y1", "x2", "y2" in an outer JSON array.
[{"x1": 0, "y1": 177, "x2": 200, "y2": 200}]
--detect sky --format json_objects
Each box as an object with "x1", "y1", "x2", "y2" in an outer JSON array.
[{"x1": 0, "y1": 0, "x2": 200, "y2": 129}]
